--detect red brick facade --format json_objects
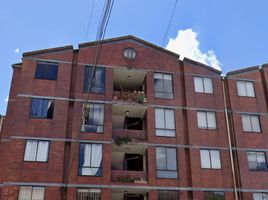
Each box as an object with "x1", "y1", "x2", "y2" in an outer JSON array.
[{"x1": 1, "y1": 36, "x2": 268, "y2": 200}]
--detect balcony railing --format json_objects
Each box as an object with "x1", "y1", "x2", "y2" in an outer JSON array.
[
  {"x1": 112, "y1": 129, "x2": 147, "y2": 141},
  {"x1": 113, "y1": 91, "x2": 146, "y2": 104},
  {"x1": 111, "y1": 170, "x2": 147, "y2": 184}
]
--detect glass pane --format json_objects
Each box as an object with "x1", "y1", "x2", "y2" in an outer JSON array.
[
  {"x1": 158, "y1": 190, "x2": 178, "y2": 200},
  {"x1": 163, "y1": 74, "x2": 172, "y2": 80},
  {"x1": 32, "y1": 187, "x2": 45, "y2": 200},
  {"x1": 257, "y1": 152, "x2": 267, "y2": 170},
  {"x1": 36, "y1": 141, "x2": 49, "y2": 162},
  {"x1": 84, "y1": 66, "x2": 93, "y2": 93},
  {"x1": 247, "y1": 152, "x2": 258, "y2": 170},
  {"x1": 165, "y1": 109, "x2": 175, "y2": 130},
  {"x1": 237, "y1": 81, "x2": 246, "y2": 96},
  {"x1": 31, "y1": 98, "x2": 43, "y2": 117},
  {"x1": 242, "y1": 115, "x2": 252, "y2": 132},
  {"x1": 156, "y1": 147, "x2": 167, "y2": 170},
  {"x1": 200, "y1": 150, "x2": 211, "y2": 168},
  {"x1": 157, "y1": 170, "x2": 178, "y2": 178},
  {"x1": 154, "y1": 73, "x2": 162, "y2": 79},
  {"x1": 46, "y1": 100, "x2": 54, "y2": 119},
  {"x1": 155, "y1": 109, "x2": 165, "y2": 129},
  {"x1": 35, "y1": 63, "x2": 46, "y2": 79},
  {"x1": 167, "y1": 148, "x2": 177, "y2": 170},
  {"x1": 24, "y1": 140, "x2": 38, "y2": 161},
  {"x1": 253, "y1": 193, "x2": 263, "y2": 200},
  {"x1": 46, "y1": 63, "x2": 58, "y2": 80},
  {"x1": 251, "y1": 115, "x2": 261, "y2": 132},
  {"x1": 154, "y1": 78, "x2": 164, "y2": 92},
  {"x1": 204, "y1": 77, "x2": 213, "y2": 93},
  {"x1": 163, "y1": 79, "x2": 173, "y2": 93},
  {"x1": 245, "y1": 81, "x2": 255, "y2": 97},
  {"x1": 194, "y1": 77, "x2": 204, "y2": 93},
  {"x1": 210, "y1": 150, "x2": 221, "y2": 169},
  {"x1": 197, "y1": 112, "x2": 207, "y2": 128},
  {"x1": 18, "y1": 186, "x2": 32, "y2": 200},
  {"x1": 207, "y1": 112, "x2": 216, "y2": 129}
]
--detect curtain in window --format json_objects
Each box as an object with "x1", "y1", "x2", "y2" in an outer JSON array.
[
  {"x1": 18, "y1": 186, "x2": 32, "y2": 200},
  {"x1": 247, "y1": 152, "x2": 257, "y2": 169},
  {"x1": 32, "y1": 187, "x2": 45, "y2": 200},
  {"x1": 242, "y1": 115, "x2": 251, "y2": 132},
  {"x1": 207, "y1": 112, "x2": 216, "y2": 129},
  {"x1": 163, "y1": 74, "x2": 173, "y2": 93},
  {"x1": 155, "y1": 109, "x2": 165, "y2": 129},
  {"x1": 165, "y1": 110, "x2": 175, "y2": 130},
  {"x1": 36, "y1": 141, "x2": 49, "y2": 162},
  {"x1": 82, "y1": 144, "x2": 92, "y2": 175},
  {"x1": 166, "y1": 148, "x2": 177, "y2": 170},
  {"x1": 200, "y1": 150, "x2": 211, "y2": 168},
  {"x1": 197, "y1": 112, "x2": 207, "y2": 128},
  {"x1": 91, "y1": 144, "x2": 102, "y2": 175},
  {"x1": 204, "y1": 78, "x2": 213, "y2": 93},
  {"x1": 210, "y1": 150, "x2": 221, "y2": 169},
  {"x1": 251, "y1": 116, "x2": 261, "y2": 132},
  {"x1": 156, "y1": 147, "x2": 166, "y2": 170},
  {"x1": 256, "y1": 152, "x2": 267, "y2": 170},
  {"x1": 245, "y1": 82, "x2": 255, "y2": 97},
  {"x1": 237, "y1": 81, "x2": 247, "y2": 96},
  {"x1": 24, "y1": 141, "x2": 38, "y2": 161},
  {"x1": 194, "y1": 77, "x2": 203, "y2": 93}
]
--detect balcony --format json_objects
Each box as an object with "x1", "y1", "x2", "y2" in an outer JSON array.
[
  {"x1": 113, "y1": 68, "x2": 147, "y2": 104},
  {"x1": 111, "y1": 144, "x2": 148, "y2": 184},
  {"x1": 112, "y1": 104, "x2": 147, "y2": 141}
]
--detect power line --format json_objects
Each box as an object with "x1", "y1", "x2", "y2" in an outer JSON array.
[
  {"x1": 85, "y1": 0, "x2": 96, "y2": 41},
  {"x1": 162, "y1": 0, "x2": 178, "y2": 46},
  {"x1": 64, "y1": 0, "x2": 115, "y2": 186}
]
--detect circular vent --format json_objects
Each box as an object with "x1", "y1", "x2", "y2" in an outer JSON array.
[{"x1": 124, "y1": 48, "x2": 136, "y2": 60}]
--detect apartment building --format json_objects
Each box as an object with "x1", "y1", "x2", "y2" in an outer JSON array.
[{"x1": 0, "y1": 35, "x2": 268, "y2": 200}]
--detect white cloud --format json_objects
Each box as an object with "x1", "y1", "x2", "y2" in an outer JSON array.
[
  {"x1": 166, "y1": 29, "x2": 221, "y2": 70},
  {"x1": 4, "y1": 96, "x2": 8, "y2": 103},
  {"x1": 14, "y1": 48, "x2": 20, "y2": 53}
]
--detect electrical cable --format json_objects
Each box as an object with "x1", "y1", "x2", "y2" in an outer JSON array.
[{"x1": 162, "y1": 0, "x2": 178, "y2": 46}]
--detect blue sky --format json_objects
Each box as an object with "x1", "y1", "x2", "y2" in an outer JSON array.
[{"x1": 1, "y1": 0, "x2": 268, "y2": 114}]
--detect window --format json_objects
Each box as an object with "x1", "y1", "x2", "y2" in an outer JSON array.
[
  {"x1": 194, "y1": 76, "x2": 213, "y2": 93},
  {"x1": 158, "y1": 190, "x2": 178, "y2": 200},
  {"x1": 81, "y1": 103, "x2": 104, "y2": 133},
  {"x1": 30, "y1": 98, "x2": 54, "y2": 119},
  {"x1": 79, "y1": 143, "x2": 102, "y2": 176},
  {"x1": 35, "y1": 62, "x2": 58, "y2": 80},
  {"x1": 242, "y1": 114, "x2": 261, "y2": 132},
  {"x1": 197, "y1": 111, "x2": 217, "y2": 129},
  {"x1": 24, "y1": 140, "x2": 49, "y2": 162},
  {"x1": 237, "y1": 80, "x2": 255, "y2": 97},
  {"x1": 204, "y1": 191, "x2": 224, "y2": 200},
  {"x1": 156, "y1": 147, "x2": 177, "y2": 178},
  {"x1": 155, "y1": 108, "x2": 175, "y2": 137},
  {"x1": 18, "y1": 186, "x2": 45, "y2": 200},
  {"x1": 154, "y1": 73, "x2": 174, "y2": 99},
  {"x1": 253, "y1": 193, "x2": 268, "y2": 200},
  {"x1": 200, "y1": 149, "x2": 221, "y2": 169},
  {"x1": 247, "y1": 151, "x2": 268, "y2": 171},
  {"x1": 84, "y1": 66, "x2": 105, "y2": 94},
  {"x1": 77, "y1": 188, "x2": 101, "y2": 200}
]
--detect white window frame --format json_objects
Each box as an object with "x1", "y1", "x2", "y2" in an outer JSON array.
[
  {"x1": 197, "y1": 111, "x2": 217, "y2": 129},
  {"x1": 155, "y1": 108, "x2": 176, "y2": 137},
  {"x1": 194, "y1": 76, "x2": 213, "y2": 94},
  {"x1": 77, "y1": 188, "x2": 101, "y2": 200},
  {"x1": 200, "y1": 149, "x2": 221, "y2": 169},
  {"x1": 18, "y1": 186, "x2": 45, "y2": 200},
  {"x1": 241, "y1": 114, "x2": 261, "y2": 133},
  {"x1": 237, "y1": 80, "x2": 255, "y2": 97},
  {"x1": 24, "y1": 140, "x2": 49, "y2": 162}
]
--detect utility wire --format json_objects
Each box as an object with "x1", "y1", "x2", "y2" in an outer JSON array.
[
  {"x1": 64, "y1": 0, "x2": 114, "y2": 185},
  {"x1": 162, "y1": 0, "x2": 178, "y2": 46},
  {"x1": 85, "y1": 0, "x2": 96, "y2": 41}
]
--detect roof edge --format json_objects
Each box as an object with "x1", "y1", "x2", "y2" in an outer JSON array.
[
  {"x1": 79, "y1": 35, "x2": 180, "y2": 59},
  {"x1": 183, "y1": 57, "x2": 222, "y2": 75},
  {"x1": 226, "y1": 65, "x2": 259, "y2": 76},
  {"x1": 23, "y1": 45, "x2": 73, "y2": 57},
  {"x1": 12, "y1": 63, "x2": 22, "y2": 69}
]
